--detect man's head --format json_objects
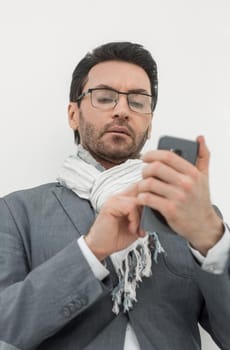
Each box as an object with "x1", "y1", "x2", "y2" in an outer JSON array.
[{"x1": 68, "y1": 42, "x2": 158, "y2": 168}]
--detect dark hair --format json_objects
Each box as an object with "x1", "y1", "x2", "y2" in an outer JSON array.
[{"x1": 69, "y1": 42, "x2": 158, "y2": 143}]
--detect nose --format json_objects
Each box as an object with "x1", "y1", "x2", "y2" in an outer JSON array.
[{"x1": 111, "y1": 94, "x2": 130, "y2": 120}]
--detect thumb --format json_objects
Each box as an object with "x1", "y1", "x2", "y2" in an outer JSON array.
[{"x1": 196, "y1": 135, "x2": 210, "y2": 175}]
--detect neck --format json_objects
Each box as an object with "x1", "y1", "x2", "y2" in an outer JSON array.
[
  {"x1": 89, "y1": 152, "x2": 126, "y2": 169},
  {"x1": 86, "y1": 149, "x2": 142, "y2": 169},
  {"x1": 78, "y1": 144, "x2": 142, "y2": 169}
]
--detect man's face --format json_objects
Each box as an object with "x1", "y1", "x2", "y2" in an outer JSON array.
[{"x1": 68, "y1": 60, "x2": 153, "y2": 168}]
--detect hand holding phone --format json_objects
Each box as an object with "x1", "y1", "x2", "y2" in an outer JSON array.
[{"x1": 141, "y1": 136, "x2": 199, "y2": 234}]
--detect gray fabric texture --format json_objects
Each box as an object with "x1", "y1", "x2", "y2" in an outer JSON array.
[
  {"x1": 0, "y1": 342, "x2": 20, "y2": 350},
  {"x1": 0, "y1": 183, "x2": 229, "y2": 350}
]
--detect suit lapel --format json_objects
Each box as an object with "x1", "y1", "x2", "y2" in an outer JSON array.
[
  {"x1": 52, "y1": 184, "x2": 119, "y2": 285},
  {"x1": 52, "y1": 184, "x2": 95, "y2": 236}
]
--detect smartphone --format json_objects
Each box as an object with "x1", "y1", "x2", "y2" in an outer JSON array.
[
  {"x1": 158, "y1": 135, "x2": 198, "y2": 165},
  {"x1": 140, "y1": 136, "x2": 199, "y2": 234}
]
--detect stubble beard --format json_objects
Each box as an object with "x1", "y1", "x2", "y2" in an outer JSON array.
[{"x1": 79, "y1": 112, "x2": 149, "y2": 165}]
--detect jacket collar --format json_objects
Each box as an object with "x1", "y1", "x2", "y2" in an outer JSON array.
[
  {"x1": 52, "y1": 183, "x2": 119, "y2": 285},
  {"x1": 52, "y1": 183, "x2": 95, "y2": 236}
]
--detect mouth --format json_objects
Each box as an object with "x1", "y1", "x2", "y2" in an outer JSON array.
[{"x1": 105, "y1": 126, "x2": 132, "y2": 137}]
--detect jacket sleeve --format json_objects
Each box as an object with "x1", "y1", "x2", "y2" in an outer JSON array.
[
  {"x1": 0, "y1": 198, "x2": 111, "y2": 350},
  {"x1": 194, "y1": 244, "x2": 230, "y2": 350}
]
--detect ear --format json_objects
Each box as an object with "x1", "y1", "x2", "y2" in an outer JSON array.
[{"x1": 68, "y1": 103, "x2": 79, "y2": 130}]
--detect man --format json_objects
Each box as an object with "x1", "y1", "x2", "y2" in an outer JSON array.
[{"x1": 0, "y1": 42, "x2": 229, "y2": 350}]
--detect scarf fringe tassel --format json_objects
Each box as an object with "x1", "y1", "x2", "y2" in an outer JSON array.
[{"x1": 112, "y1": 231, "x2": 165, "y2": 314}]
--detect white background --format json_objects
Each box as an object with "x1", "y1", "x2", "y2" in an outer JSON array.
[{"x1": 0, "y1": 1, "x2": 229, "y2": 348}]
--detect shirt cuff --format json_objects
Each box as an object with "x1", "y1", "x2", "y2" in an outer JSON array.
[
  {"x1": 189, "y1": 223, "x2": 230, "y2": 274},
  {"x1": 77, "y1": 236, "x2": 110, "y2": 280}
]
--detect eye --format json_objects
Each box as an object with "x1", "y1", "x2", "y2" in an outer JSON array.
[
  {"x1": 129, "y1": 100, "x2": 144, "y2": 109},
  {"x1": 97, "y1": 97, "x2": 114, "y2": 104},
  {"x1": 94, "y1": 89, "x2": 116, "y2": 104}
]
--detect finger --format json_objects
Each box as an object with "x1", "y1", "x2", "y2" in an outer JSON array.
[
  {"x1": 121, "y1": 198, "x2": 145, "y2": 237},
  {"x1": 137, "y1": 191, "x2": 169, "y2": 217},
  {"x1": 126, "y1": 199, "x2": 143, "y2": 235},
  {"x1": 142, "y1": 161, "x2": 194, "y2": 191},
  {"x1": 141, "y1": 149, "x2": 196, "y2": 175},
  {"x1": 196, "y1": 135, "x2": 210, "y2": 175},
  {"x1": 109, "y1": 196, "x2": 141, "y2": 235},
  {"x1": 142, "y1": 161, "x2": 180, "y2": 184},
  {"x1": 137, "y1": 176, "x2": 176, "y2": 199}
]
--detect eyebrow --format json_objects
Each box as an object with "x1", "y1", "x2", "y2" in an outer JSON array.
[{"x1": 93, "y1": 84, "x2": 151, "y2": 95}]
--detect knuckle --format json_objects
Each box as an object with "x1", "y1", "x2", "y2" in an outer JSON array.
[
  {"x1": 151, "y1": 161, "x2": 161, "y2": 173},
  {"x1": 145, "y1": 177, "x2": 155, "y2": 188},
  {"x1": 178, "y1": 176, "x2": 194, "y2": 193},
  {"x1": 190, "y1": 167, "x2": 199, "y2": 180},
  {"x1": 163, "y1": 151, "x2": 173, "y2": 163},
  {"x1": 165, "y1": 202, "x2": 176, "y2": 219},
  {"x1": 176, "y1": 191, "x2": 187, "y2": 203},
  {"x1": 143, "y1": 162, "x2": 158, "y2": 178},
  {"x1": 139, "y1": 192, "x2": 152, "y2": 205},
  {"x1": 183, "y1": 180, "x2": 193, "y2": 192}
]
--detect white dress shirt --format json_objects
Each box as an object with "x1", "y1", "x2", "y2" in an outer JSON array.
[{"x1": 78, "y1": 224, "x2": 230, "y2": 350}]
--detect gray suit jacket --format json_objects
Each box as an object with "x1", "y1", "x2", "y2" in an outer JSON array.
[{"x1": 0, "y1": 183, "x2": 229, "y2": 350}]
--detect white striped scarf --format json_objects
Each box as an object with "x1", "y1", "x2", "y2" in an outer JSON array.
[{"x1": 57, "y1": 145, "x2": 165, "y2": 314}]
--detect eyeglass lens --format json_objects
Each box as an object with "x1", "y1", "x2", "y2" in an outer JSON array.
[{"x1": 91, "y1": 89, "x2": 152, "y2": 114}]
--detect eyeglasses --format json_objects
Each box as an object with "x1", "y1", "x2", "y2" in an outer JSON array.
[{"x1": 76, "y1": 87, "x2": 154, "y2": 114}]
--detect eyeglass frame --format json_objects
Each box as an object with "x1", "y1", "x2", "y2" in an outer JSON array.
[{"x1": 76, "y1": 87, "x2": 155, "y2": 114}]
